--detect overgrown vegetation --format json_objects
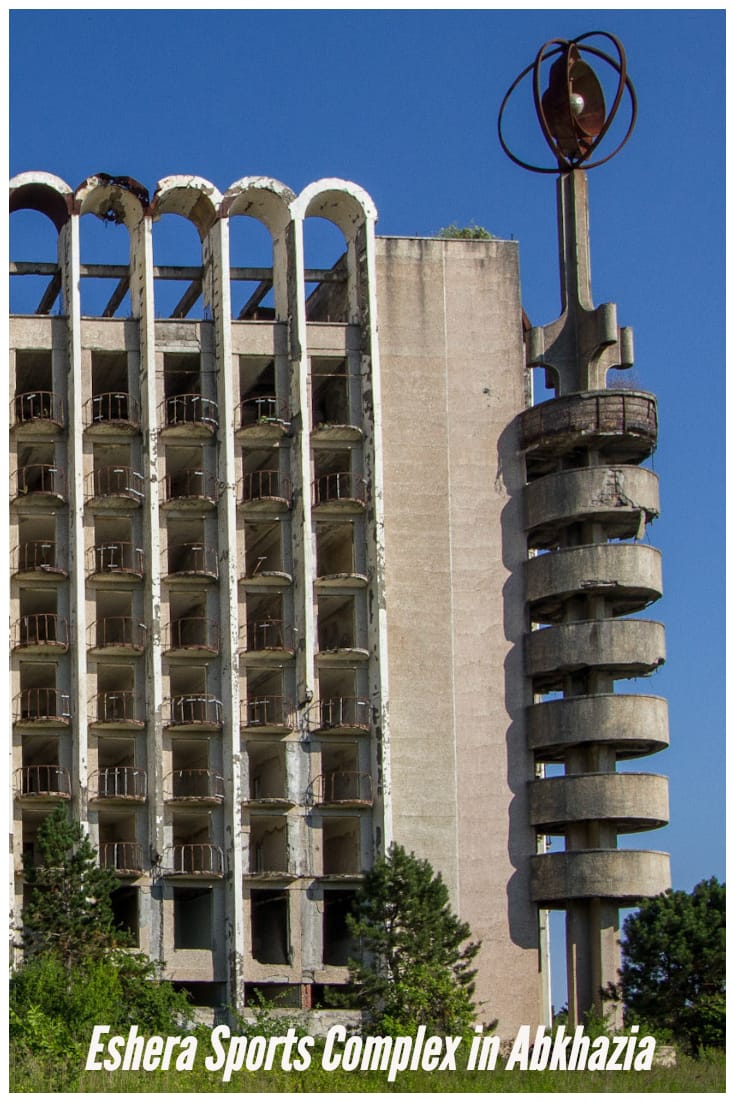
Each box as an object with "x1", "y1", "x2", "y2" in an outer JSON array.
[
  {"x1": 346, "y1": 842, "x2": 481, "y2": 1036},
  {"x1": 609, "y1": 878, "x2": 726, "y2": 1055},
  {"x1": 11, "y1": 805, "x2": 191, "y2": 1065},
  {"x1": 436, "y1": 221, "x2": 494, "y2": 240}
]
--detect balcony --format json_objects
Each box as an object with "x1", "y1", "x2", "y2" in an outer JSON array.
[
  {"x1": 529, "y1": 848, "x2": 671, "y2": 905},
  {"x1": 237, "y1": 396, "x2": 290, "y2": 440},
  {"x1": 87, "y1": 466, "x2": 145, "y2": 508},
  {"x1": 527, "y1": 693, "x2": 670, "y2": 762},
  {"x1": 85, "y1": 392, "x2": 140, "y2": 434},
  {"x1": 526, "y1": 618, "x2": 666, "y2": 692},
  {"x1": 13, "y1": 613, "x2": 69, "y2": 653},
  {"x1": 14, "y1": 765, "x2": 71, "y2": 801},
  {"x1": 165, "y1": 770, "x2": 225, "y2": 806},
  {"x1": 14, "y1": 688, "x2": 71, "y2": 726},
  {"x1": 99, "y1": 842, "x2": 145, "y2": 876},
  {"x1": 162, "y1": 469, "x2": 218, "y2": 510},
  {"x1": 241, "y1": 619, "x2": 296, "y2": 659},
  {"x1": 88, "y1": 541, "x2": 144, "y2": 580},
  {"x1": 529, "y1": 772, "x2": 669, "y2": 833},
  {"x1": 165, "y1": 694, "x2": 224, "y2": 730},
  {"x1": 13, "y1": 464, "x2": 66, "y2": 504},
  {"x1": 13, "y1": 541, "x2": 66, "y2": 578},
  {"x1": 161, "y1": 394, "x2": 219, "y2": 437},
  {"x1": 166, "y1": 543, "x2": 219, "y2": 581},
  {"x1": 241, "y1": 696, "x2": 293, "y2": 733},
  {"x1": 520, "y1": 390, "x2": 659, "y2": 480},
  {"x1": 89, "y1": 617, "x2": 147, "y2": 656},
  {"x1": 90, "y1": 690, "x2": 144, "y2": 729},
  {"x1": 164, "y1": 843, "x2": 224, "y2": 877},
  {"x1": 164, "y1": 617, "x2": 220, "y2": 657},
  {"x1": 12, "y1": 391, "x2": 65, "y2": 433},
  {"x1": 239, "y1": 471, "x2": 291, "y2": 514},
  {"x1": 313, "y1": 771, "x2": 374, "y2": 808},
  {"x1": 312, "y1": 472, "x2": 367, "y2": 514},
  {"x1": 313, "y1": 697, "x2": 371, "y2": 733},
  {"x1": 524, "y1": 465, "x2": 660, "y2": 548},
  {"x1": 526, "y1": 544, "x2": 663, "y2": 623},
  {"x1": 89, "y1": 767, "x2": 147, "y2": 802}
]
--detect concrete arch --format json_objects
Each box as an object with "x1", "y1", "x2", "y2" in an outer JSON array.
[
  {"x1": 150, "y1": 175, "x2": 222, "y2": 240},
  {"x1": 222, "y1": 177, "x2": 295, "y2": 236},
  {"x1": 291, "y1": 178, "x2": 377, "y2": 237},
  {"x1": 74, "y1": 174, "x2": 148, "y2": 230},
  {"x1": 10, "y1": 171, "x2": 73, "y2": 231}
]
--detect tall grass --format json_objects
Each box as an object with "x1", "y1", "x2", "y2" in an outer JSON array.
[{"x1": 10, "y1": 1044, "x2": 725, "y2": 1093}]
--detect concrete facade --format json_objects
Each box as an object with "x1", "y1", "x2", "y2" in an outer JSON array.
[{"x1": 10, "y1": 169, "x2": 669, "y2": 1033}]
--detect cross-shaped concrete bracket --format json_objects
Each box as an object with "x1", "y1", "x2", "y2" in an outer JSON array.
[{"x1": 525, "y1": 169, "x2": 634, "y2": 395}]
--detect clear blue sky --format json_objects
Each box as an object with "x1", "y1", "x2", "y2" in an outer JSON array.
[{"x1": 9, "y1": 7, "x2": 726, "y2": 1007}]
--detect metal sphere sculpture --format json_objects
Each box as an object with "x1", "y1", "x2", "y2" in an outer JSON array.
[{"x1": 498, "y1": 31, "x2": 637, "y2": 173}]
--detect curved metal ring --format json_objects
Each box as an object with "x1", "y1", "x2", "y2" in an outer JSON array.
[{"x1": 498, "y1": 31, "x2": 637, "y2": 174}]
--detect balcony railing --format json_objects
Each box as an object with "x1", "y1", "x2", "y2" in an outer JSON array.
[
  {"x1": 167, "y1": 543, "x2": 219, "y2": 578},
  {"x1": 240, "y1": 470, "x2": 291, "y2": 505},
  {"x1": 99, "y1": 841, "x2": 144, "y2": 874},
  {"x1": 165, "y1": 770, "x2": 225, "y2": 803},
  {"x1": 14, "y1": 688, "x2": 71, "y2": 723},
  {"x1": 239, "y1": 395, "x2": 289, "y2": 429},
  {"x1": 91, "y1": 690, "x2": 141, "y2": 726},
  {"x1": 165, "y1": 843, "x2": 224, "y2": 876},
  {"x1": 89, "y1": 767, "x2": 147, "y2": 801},
  {"x1": 14, "y1": 464, "x2": 66, "y2": 499},
  {"x1": 163, "y1": 469, "x2": 218, "y2": 504},
  {"x1": 244, "y1": 619, "x2": 296, "y2": 653},
  {"x1": 313, "y1": 770, "x2": 373, "y2": 805},
  {"x1": 14, "y1": 541, "x2": 64, "y2": 574},
  {"x1": 89, "y1": 541, "x2": 144, "y2": 576},
  {"x1": 88, "y1": 392, "x2": 140, "y2": 428},
  {"x1": 241, "y1": 696, "x2": 292, "y2": 729},
  {"x1": 90, "y1": 617, "x2": 147, "y2": 651},
  {"x1": 15, "y1": 765, "x2": 71, "y2": 799},
  {"x1": 313, "y1": 472, "x2": 367, "y2": 506},
  {"x1": 14, "y1": 613, "x2": 69, "y2": 650},
  {"x1": 13, "y1": 391, "x2": 64, "y2": 428},
  {"x1": 164, "y1": 394, "x2": 219, "y2": 430},
  {"x1": 165, "y1": 617, "x2": 220, "y2": 652},
  {"x1": 316, "y1": 697, "x2": 371, "y2": 730},
  {"x1": 89, "y1": 466, "x2": 145, "y2": 502},
  {"x1": 166, "y1": 694, "x2": 224, "y2": 727}
]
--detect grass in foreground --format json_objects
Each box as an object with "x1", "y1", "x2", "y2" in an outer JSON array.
[{"x1": 10, "y1": 1045, "x2": 725, "y2": 1093}]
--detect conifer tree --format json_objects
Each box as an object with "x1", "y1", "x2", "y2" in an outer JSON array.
[
  {"x1": 346, "y1": 842, "x2": 481, "y2": 1035},
  {"x1": 21, "y1": 802, "x2": 124, "y2": 966}
]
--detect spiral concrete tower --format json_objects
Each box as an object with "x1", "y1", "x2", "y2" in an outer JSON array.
[{"x1": 522, "y1": 169, "x2": 671, "y2": 1024}]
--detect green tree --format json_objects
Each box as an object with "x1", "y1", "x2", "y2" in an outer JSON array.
[
  {"x1": 346, "y1": 843, "x2": 480, "y2": 1035},
  {"x1": 13, "y1": 804, "x2": 191, "y2": 1063},
  {"x1": 21, "y1": 802, "x2": 123, "y2": 965},
  {"x1": 615, "y1": 877, "x2": 725, "y2": 1053},
  {"x1": 436, "y1": 222, "x2": 494, "y2": 240}
]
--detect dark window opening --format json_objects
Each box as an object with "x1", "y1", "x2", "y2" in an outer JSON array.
[
  {"x1": 323, "y1": 890, "x2": 358, "y2": 966},
  {"x1": 250, "y1": 889, "x2": 290, "y2": 964},
  {"x1": 173, "y1": 885, "x2": 213, "y2": 949},
  {"x1": 111, "y1": 885, "x2": 139, "y2": 944}
]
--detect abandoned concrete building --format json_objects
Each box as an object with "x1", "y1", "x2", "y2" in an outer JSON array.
[{"x1": 9, "y1": 170, "x2": 670, "y2": 1032}]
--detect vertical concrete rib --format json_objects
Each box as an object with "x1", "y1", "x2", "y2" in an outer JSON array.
[
  {"x1": 61, "y1": 208, "x2": 89, "y2": 825},
  {"x1": 206, "y1": 211, "x2": 245, "y2": 1009},
  {"x1": 355, "y1": 214, "x2": 392, "y2": 854},
  {"x1": 132, "y1": 209, "x2": 165, "y2": 963}
]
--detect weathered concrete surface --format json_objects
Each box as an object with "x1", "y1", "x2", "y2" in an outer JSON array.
[
  {"x1": 527, "y1": 618, "x2": 666, "y2": 684},
  {"x1": 529, "y1": 772, "x2": 669, "y2": 831},
  {"x1": 526, "y1": 543, "x2": 663, "y2": 620},
  {"x1": 525, "y1": 465, "x2": 660, "y2": 543},
  {"x1": 530, "y1": 848, "x2": 671, "y2": 904},
  {"x1": 527, "y1": 693, "x2": 669, "y2": 759},
  {"x1": 375, "y1": 236, "x2": 541, "y2": 1035}
]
